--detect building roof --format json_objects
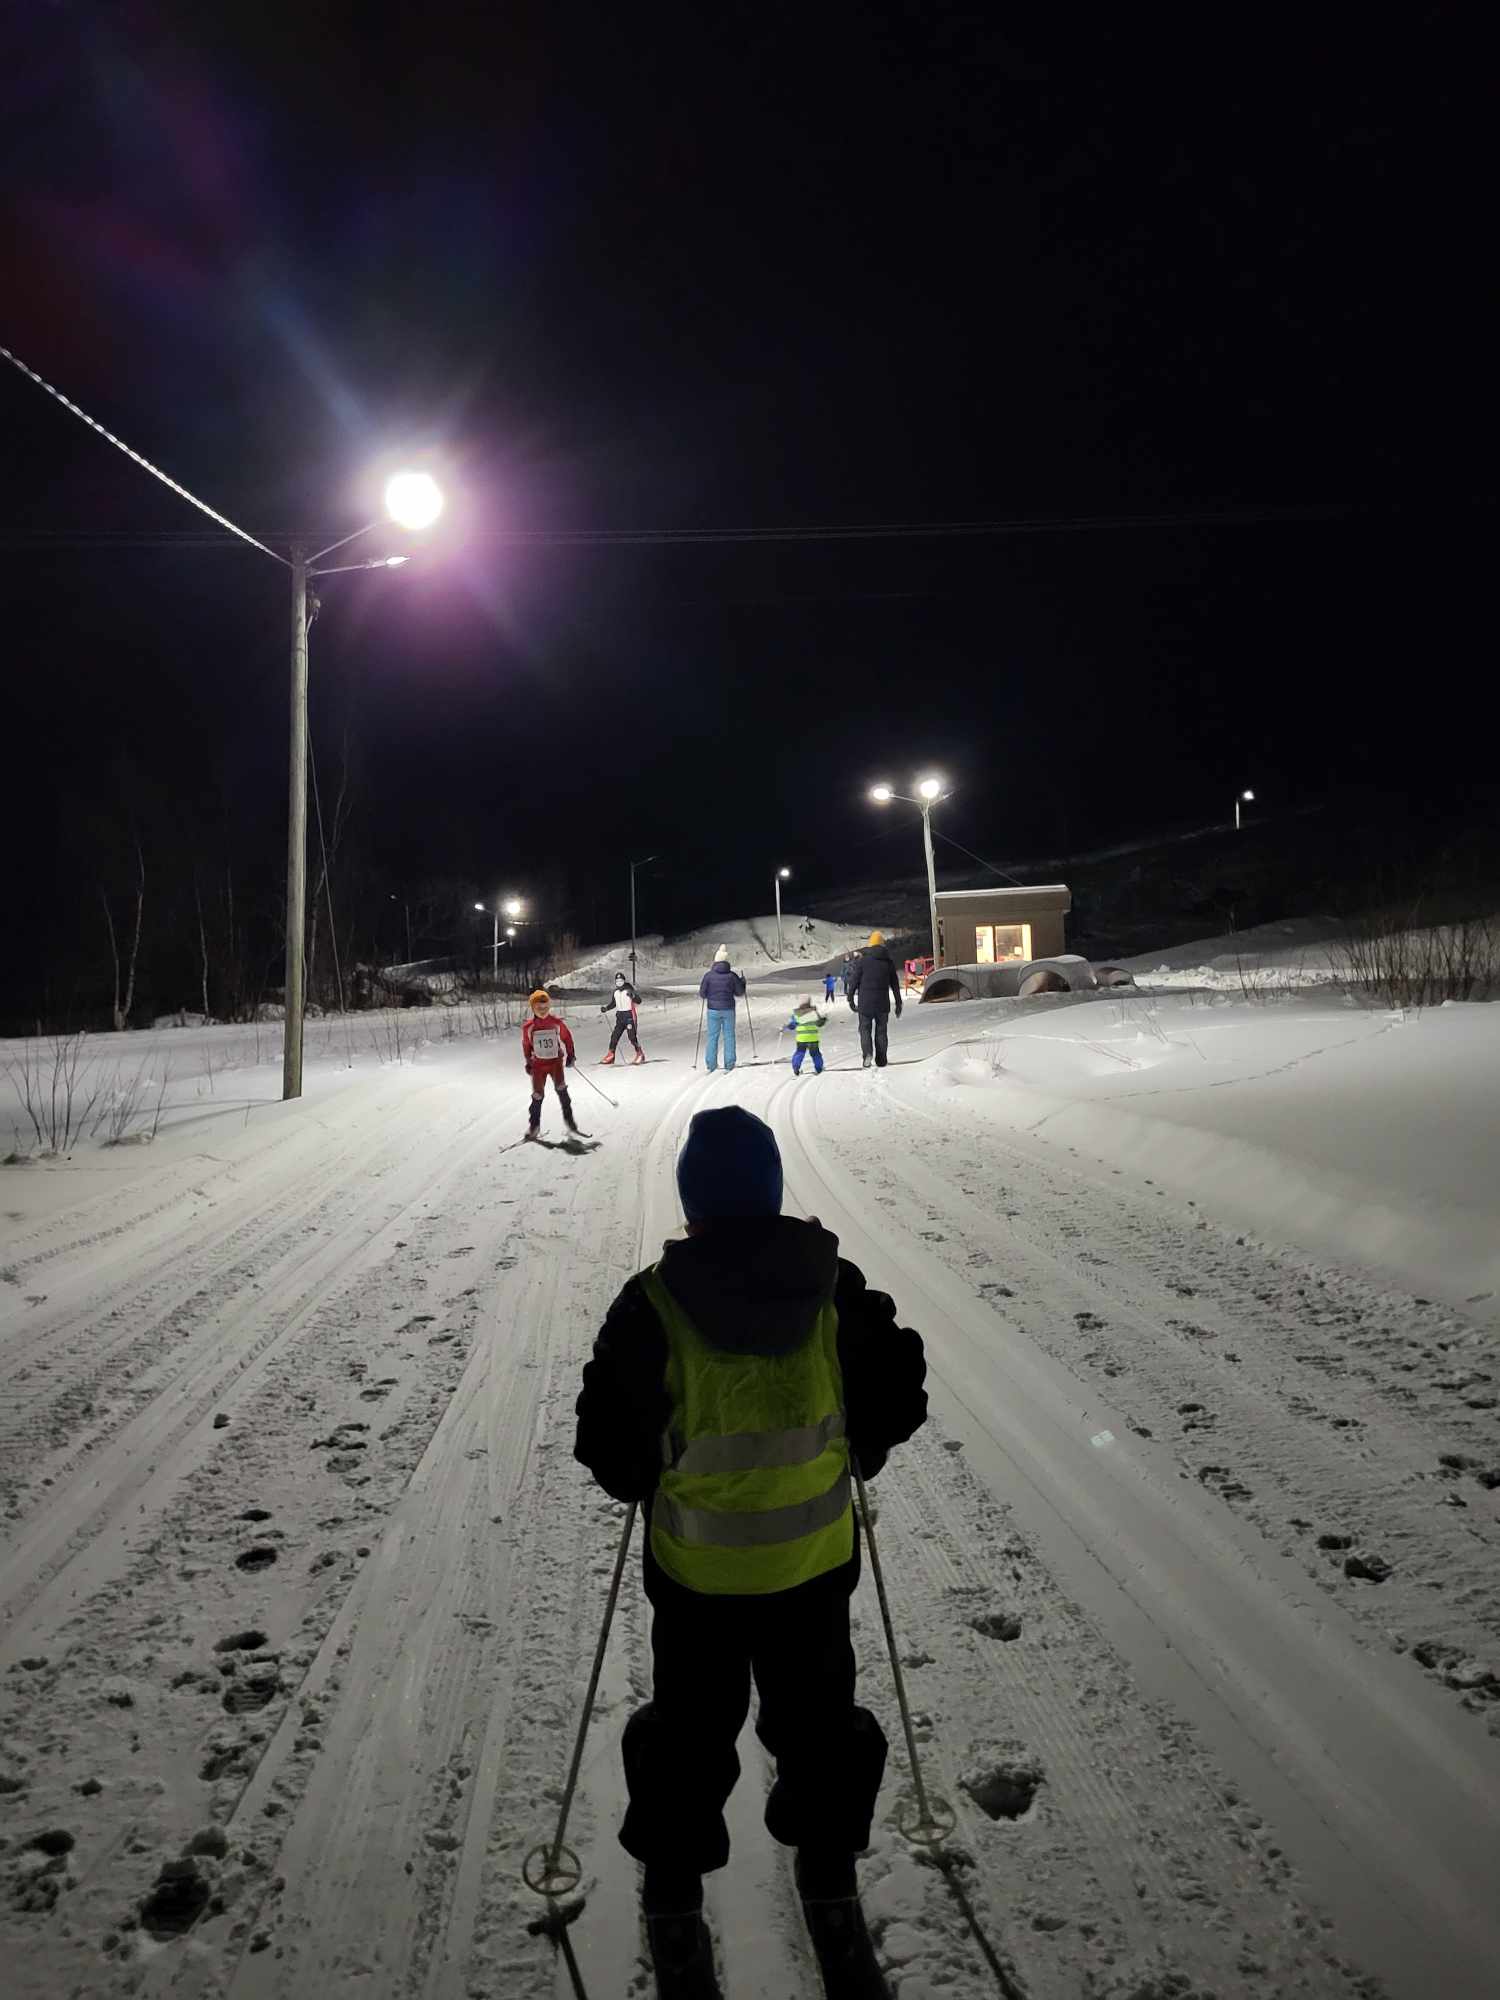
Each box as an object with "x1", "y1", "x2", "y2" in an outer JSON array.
[{"x1": 933, "y1": 884, "x2": 1070, "y2": 904}]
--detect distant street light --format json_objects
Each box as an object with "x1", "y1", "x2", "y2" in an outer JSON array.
[
  {"x1": 1235, "y1": 787, "x2": 1255, "y2": 832},
  {"x1": 284, "y1": 469, "x2": 446, "y2": 1100},
  {"x1": 869, "y1": 776, "x2": 951, "y2": 970},
  {"x1": 774, "y1": 866, "x2": 791, "y2": 960},
  {"x1": 475, "y1": 894, "x2": 524, "y2": 982}
]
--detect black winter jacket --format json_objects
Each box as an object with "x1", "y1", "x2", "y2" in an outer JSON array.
[
  {"x1": 698, "y1": 962, "x2": 747, "y2": 1011},
  {"x1": 848, "y1": 945, "x2": 902, "y2": 1017},
  {"x1": 574, "y1": 1217, "x2": 927, "y2": 1510}
]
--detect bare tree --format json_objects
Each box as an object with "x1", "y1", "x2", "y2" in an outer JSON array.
[
  {"x1": 194, "y1": 868, "x2": 211, "y2": 1022},
  {"x1": 100, "y1": 834, "x2": 146, "y2": 1030}
]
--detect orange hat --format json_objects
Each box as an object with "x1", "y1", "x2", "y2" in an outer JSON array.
[
  {"x1": 868, "y1": 930, "x2": 884, "y2": 946},
  {"x1": 529, "y1": 989, "x2": 552, "y2": 1011}
]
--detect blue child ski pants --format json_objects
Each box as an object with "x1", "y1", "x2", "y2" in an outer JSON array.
[
  {"x1": 704, "y1": 1009, "x2": 737, "y2": 1071},
  {"x1": 791, "y1": 1043, "x2": 823, "y2": 1074}
]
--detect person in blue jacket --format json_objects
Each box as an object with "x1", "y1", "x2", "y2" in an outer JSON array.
[
  {"x1": 822, "y1": 972, "x2": 837, "y2": 1001},
  {"x1": 698, "y1": 946, "x2": 746, "y2": 1071}
]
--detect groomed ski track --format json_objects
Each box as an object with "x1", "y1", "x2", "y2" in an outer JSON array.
[{"x1": 1, "y1": 995, "x2": 1497, "y2": 2000}]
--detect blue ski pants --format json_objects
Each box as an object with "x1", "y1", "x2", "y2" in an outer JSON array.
[
  {"x1": 791, "y1": 1043, "x2": 823, "y2": 1074},
  {"x1": 704, "y1": 1009, "x2": 737, "y2": 1071}
]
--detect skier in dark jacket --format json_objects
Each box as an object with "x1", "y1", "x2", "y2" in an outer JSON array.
[
  {"x1": 575, "y1": 1106, "x2": 926, "y2": 1999},
  {"x1": 847, "y1": 932, "x2": 902, "y2": 1068},
  {"x1": 697, "y1": 945, "x2": 747, "y2": 1072}
]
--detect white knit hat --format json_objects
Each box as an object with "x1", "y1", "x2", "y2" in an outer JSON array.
[{"x1": 714, "y1": 945, "x2": 730, "y2": 963}]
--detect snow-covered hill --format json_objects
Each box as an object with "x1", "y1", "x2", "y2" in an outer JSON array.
[{"x1": 556, "y1": 912, "x2": 898, "y2": 988}]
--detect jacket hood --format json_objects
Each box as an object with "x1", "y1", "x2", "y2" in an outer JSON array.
[{"x1": 655, "y1": 1216, "x2": 838, "y2": 1357}]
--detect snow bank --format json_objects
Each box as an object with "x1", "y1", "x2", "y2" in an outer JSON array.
[
  {"x1": 557, "y1": 913, "x2": 886, "y2": 988},
  {"x1": 906, "y1": 994, "x2": 1500, "y2": 1306}
]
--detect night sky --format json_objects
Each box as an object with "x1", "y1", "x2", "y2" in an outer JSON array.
[{"x1": 3, "y1": 6, "x2": 1494, "y2": 1016}]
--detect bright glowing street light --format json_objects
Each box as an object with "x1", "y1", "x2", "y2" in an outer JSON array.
[
  {"x1": 1235, "y1": 787, "x2": 1255, "y2": 831},
  {"x1": 384, "y1": 470, "x2": 445, "y2": 531},
  {"x1": 867, "y1": 777, "x2": 954, "y2": 970},
  {"x1": 476, "y1": 898, "x2": 524, "y2": 982},
  {"x1": 774, "y1": 867, "x2": 792, "y2": 960},
  {"x1": 280, "y1": 469, "x2": 451, "y2": 1100}
]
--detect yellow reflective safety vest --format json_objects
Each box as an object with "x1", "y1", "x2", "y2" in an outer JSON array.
[
  {"x1": 640, "y1": 1265, "x2": 852, "y2": 1596},
  {"x1": 791, "y1": 1008, "x2": 823, "y2": 1045}
]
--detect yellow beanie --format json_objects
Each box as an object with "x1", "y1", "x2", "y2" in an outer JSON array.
[
  {"x1": 868, "y1": 930, "x2": 884, "y2": 946},
  {"x1": 529, "y1": 989, "x2": 552, "y2": 1009}
]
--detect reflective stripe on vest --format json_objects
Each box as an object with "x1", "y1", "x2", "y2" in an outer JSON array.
[
  {"x1": 641, "y1": 1265, "x2": 852, "y2": 1596},
  {"x1": 792, "y1": 1013, "x2": 821, "y2": 1044}
]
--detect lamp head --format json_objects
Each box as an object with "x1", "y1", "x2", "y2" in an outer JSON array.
[
  {"x1": 917, "y1": 776, "x2": 944, "y2": 801},
  {"x1": 473, "y1": 902, "x2": 485, "y2": 913},
  {"x1": 869, "y1": 784, "x2": 894, "y2": 804},
  {"x1": 778, "y1": 867, "x2": 791, "y2": 879},
  {"x1": 384, "y1": 470, "x2": 444, "y2": 532},
  {"x1": 504, "y1": 897, "x2": 523, "y2": 918},
  {"x1": 1242, "y1": 789, "x2": 1255, "y2": 802}
]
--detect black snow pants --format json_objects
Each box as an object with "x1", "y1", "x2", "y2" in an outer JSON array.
[
  {"x1": 608, "y1": 1009, "x2": 641, "y2": 1055},
  {"x1": 857, "y1": 1012, "x2": 890, "y2": 1066},
  {"x1": 619, "y1": 1550, "x2": 887, "y2": 1875}
]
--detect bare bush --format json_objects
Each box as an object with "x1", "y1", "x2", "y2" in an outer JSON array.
[
  {"x1": 3, "y1": 1034, "x2": 104, "y2": 1152},
  {"x1": 1334, "y1": 908, "x2": 1499, "y2": 1009},
  {"x1": 93, "y1": 1058, "x2": 173, "y2": 1144}
]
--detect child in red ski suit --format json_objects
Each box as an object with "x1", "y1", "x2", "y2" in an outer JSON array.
[{"x1": 521, "y1": 989, "x2": 578, "y2": 1139}]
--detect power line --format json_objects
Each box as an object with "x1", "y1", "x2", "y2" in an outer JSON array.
[
  {"x1": 1, "y1": 342, "x2": 289, "y2": 566},
  {"x1": 0, "y1": 499, "x2": 1419, "y2": 558}
]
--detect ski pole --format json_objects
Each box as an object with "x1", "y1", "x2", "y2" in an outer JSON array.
[
  {"x1": 524, "y1": 1500, "x2": 639, "y2": 1904},
  {"x1": 570, "y1": 1064, "x2": 618, "y2": 1110},
  {"x1": 692, "y1": 1000, "x2": 704, "y2": 1069},
  {"x1": 851, "y1": 1456, "x2": 954, "y2": 1849}
]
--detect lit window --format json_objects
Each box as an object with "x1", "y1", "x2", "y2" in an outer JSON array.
[{"x1": 975, "y1": 923, "x2": 1032, "y2": 963}]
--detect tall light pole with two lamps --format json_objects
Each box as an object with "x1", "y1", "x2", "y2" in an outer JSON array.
[
  {"x1": 869, "y1": 776, "x2": 950, "y2": 972},
  {"x1": 474, "y1": 898, "x2": 523, "y2": 983},
  {"x1": 773, "y1": 866, "x2": 791, "y2": 960},
  {"x1": 284, "y1": 470, "x2": 445, "y2": 1101}
]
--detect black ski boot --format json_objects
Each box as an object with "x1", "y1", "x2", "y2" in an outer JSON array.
[
  {"x1": 559, "y1": 1086, "x2": 580, "y2": 1135},
  {"x1": 797, "y1": 1856, "x2": 890, "y2": 1999},
  {"x1": 643, "y1": 1876, "x2": 722, "y2": 2000}
]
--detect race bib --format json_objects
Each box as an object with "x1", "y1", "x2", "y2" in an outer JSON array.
[{"x1": 531, "y1": 1026, "x2": 562, "y2": 1062}]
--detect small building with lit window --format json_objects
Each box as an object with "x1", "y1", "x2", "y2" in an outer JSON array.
[{"x1": 933, "y1": 885, "x2": 1071, "y2": 968}]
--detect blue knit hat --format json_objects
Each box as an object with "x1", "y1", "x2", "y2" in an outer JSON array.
[{"x1": 676, "y1": 1107, "x2": 784, "y2": 1222}]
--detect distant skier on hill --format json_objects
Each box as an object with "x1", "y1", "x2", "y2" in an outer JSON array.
[
  {"x1": 823, "y1": 972, "x2": 838, "y2": 1001},
  {"x1": 600, "y1": 973, "x2": 646, "y2": 1064},
  {"x1": 698, "y1": 946, "x2": 746, "y2": 1073}
]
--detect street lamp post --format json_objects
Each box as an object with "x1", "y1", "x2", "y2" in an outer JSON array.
[
  {"x1": 1236, "y1": 788, "x2": 1255, "y2": 831},
  {"x1": 629, "y1": 856, "x2": 657, "y2": 988},
  {"x1": 282, "y1": 470, "x2": 445, "y2": 1101},
  {"x1": 774, "y1": 867, "x2": 791, "y2": 959},
  {"x1": 869, "y1": 777, "x2": 949, "y2": 971},
  {"x1": 475, "y1": 896, "x2": 524, "y2": 983}
]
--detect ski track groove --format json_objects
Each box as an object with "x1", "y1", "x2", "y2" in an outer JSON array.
[{"x1": 877, "y1": 1080, "x2": 1500, "y2": 1697}]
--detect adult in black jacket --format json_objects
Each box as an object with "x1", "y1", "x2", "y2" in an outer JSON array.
[
  {"x1": 574, "y1": 1106, "x2": 926, "y2": 1993},
  {"x1": 847, "y1": 930, "x2": 903, "y2": 1068}
]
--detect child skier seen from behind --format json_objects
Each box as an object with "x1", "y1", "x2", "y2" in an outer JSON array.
[
  {"x1": 575, "y1": 1107, "x2": 927, "y2": 1999},
  {"x1": 782, "y1": 997, "x2": 827, "y2": 1074},
  {"x1": 521, "y1": 988, "x2": 578, "y2": 1140},
  {"x1": 600, "y1": 973, "x2": 646, "y2": 1064}
]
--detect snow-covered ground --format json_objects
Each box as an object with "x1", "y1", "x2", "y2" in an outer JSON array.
[{"x1": 2, "y1": 964, "x2": 1498, "y2": 2000}]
